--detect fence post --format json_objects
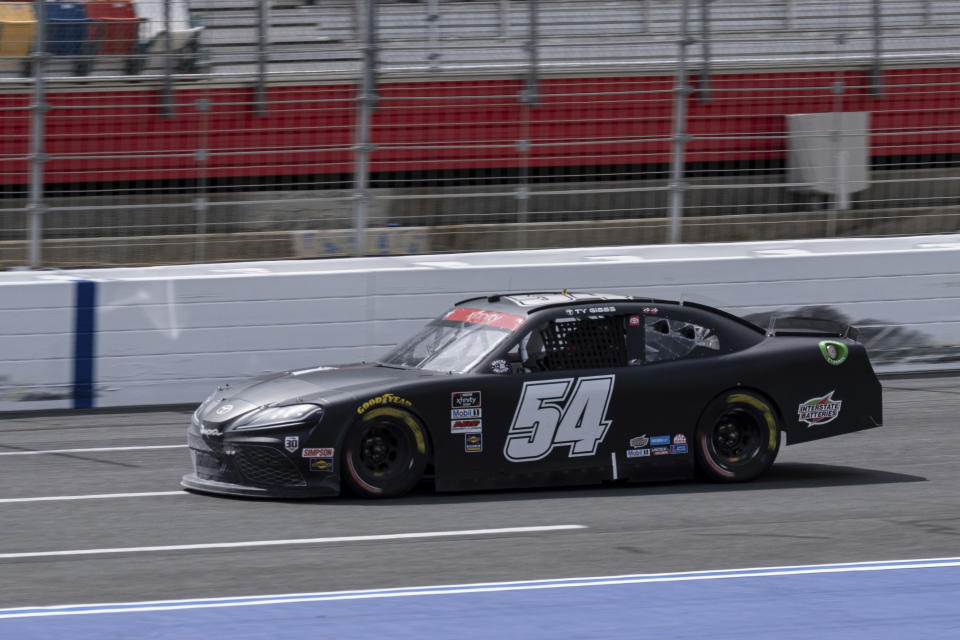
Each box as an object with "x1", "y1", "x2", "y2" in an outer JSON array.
[
  {"x1": 255, "y1": 0, "x2": 269, "y2": 115},
  {"x1": 354, "y1": 0, "x2": 378, "y2": 257},
  {"x1": 162, "y1": 0, "x2": 174, "y2": 117},
  {"x1": 498, "y1": 0, "x2": 510, "y2": 39},
  {"x1": 870, "y1": 0, "x2": 883, "y2": 97},
  {"x1": 353, "y1": 0, "x2": 363, "y2": 40},
  {"x1": 515, "y1": 0, "x2": 539, "y2": 249},
  {"x1": 28, "y1": 0, "x2": 49, "y2": 268},
  {"x1": 699, "y1": 0, "x2": 712, "y2": 103},
  {"x1": 426, "y1": 0, "x2": 440, "y2": 69},
  {"x1": 522, "y1": 0, "x2": 539, "y2": 110},
  {"x1": 668, "y1": 0, "x2": 693, "y2": 244}
]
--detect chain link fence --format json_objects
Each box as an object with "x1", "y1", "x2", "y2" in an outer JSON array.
[{"x1": 0, "y1": 0, "x2": 958, "y2": 267}]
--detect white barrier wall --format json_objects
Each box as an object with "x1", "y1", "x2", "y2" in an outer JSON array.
[
  {"x1": 0, "y1": 278, "x2": 77, "y2": 411},
  {"x1": 2, "y1": 234, "x2": 959, "y2": 411}
]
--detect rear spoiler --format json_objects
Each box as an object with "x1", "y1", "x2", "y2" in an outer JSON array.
[{"x1": 765, "y1": 316, "x2": 860, "y2": 341}]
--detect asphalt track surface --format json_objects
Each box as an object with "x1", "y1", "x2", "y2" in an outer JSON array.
[{"x1": 1, "y1": 376, "x2": 959, "y2": 637}]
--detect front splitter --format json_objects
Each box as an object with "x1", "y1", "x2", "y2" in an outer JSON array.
[{"x1": 181, "y1": 473, "x2": 338, "y2": 499}]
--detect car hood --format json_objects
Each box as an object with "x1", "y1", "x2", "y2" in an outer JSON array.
[{"x1": 199, "y1": 363, "x2": 435, "y2": 423}]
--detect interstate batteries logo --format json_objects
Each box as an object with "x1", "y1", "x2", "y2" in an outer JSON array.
[{"x1": 798, "y1": 391, "x2": 842, "y2": 427}]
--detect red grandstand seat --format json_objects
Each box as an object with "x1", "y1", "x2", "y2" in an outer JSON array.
[{"x1": 84, "y1": 0, "x2": 144, "y2": 57}]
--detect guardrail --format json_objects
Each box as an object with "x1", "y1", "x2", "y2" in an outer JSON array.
[{"x1": 2, "y1": 234, "x2": 958, "y2": 411}]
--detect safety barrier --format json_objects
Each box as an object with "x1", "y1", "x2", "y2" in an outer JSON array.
[{"x1": 1, "y1": 234, "x2": 958, "y2": 411}]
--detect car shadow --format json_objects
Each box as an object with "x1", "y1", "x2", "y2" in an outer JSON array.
[{"x1": 319, "y1": 462, "x2": 926, "y2": 507}]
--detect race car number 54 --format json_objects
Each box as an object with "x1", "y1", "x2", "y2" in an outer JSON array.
[{"x1": 504, "y1": 375, "x2": 615, "y2": 462}]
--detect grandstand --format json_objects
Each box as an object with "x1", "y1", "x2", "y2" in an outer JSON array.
[
  {"x1": 1, "y1": 0, "x2": 959, "y2": 266},
  {"x1": 4, "y1": 1, "x2": 960, "y2": 77}
]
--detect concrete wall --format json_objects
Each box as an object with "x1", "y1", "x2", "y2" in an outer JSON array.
[
  {"x1": 0, "y1": 277, "x2": 77, "y2": 411},
  {"x1": 1, "y1": 234, "x2": 958, "y2": 411}
]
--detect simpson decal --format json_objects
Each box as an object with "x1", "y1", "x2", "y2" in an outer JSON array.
[
  {"x1": 452, "y1": 391, "x2": 481, "y2": 408},
  {"x1": 302, "y1": 448, "x2": 334, "y2": 458},
  {"x1": 798, "y1": 391, "x2": 843, "y2": 426},
  {"x1": 504, "y1": 375, "x2": 615, "y2": 462}
]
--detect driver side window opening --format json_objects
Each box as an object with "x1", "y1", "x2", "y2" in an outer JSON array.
[{"x1": 520, "y1": 315, "x2": 628, "y2": 372}]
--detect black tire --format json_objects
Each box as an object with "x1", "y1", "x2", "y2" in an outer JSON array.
[
  {"x1": 695, "y1": 390, "x2": 781, "y2": 482},
  {"x1": 341, "y1": 407, "x2": 430, "y2": 498}
]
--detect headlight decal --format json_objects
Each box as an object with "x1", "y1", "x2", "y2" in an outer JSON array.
[{"x1": 233, "y1": 404, "x2": 323, "y2": 430}]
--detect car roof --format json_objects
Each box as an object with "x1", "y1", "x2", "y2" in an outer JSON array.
[
  {"x1": 453, "y1": 291, "x2": 764, "y2": 334},
  {"x1": 454, "y1": 292, "x2": 634, "y2": 315}
]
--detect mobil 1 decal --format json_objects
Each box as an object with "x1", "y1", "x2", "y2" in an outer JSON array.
[{"x1": 504, "y1": 375, "x2": 615, "y2": 462}]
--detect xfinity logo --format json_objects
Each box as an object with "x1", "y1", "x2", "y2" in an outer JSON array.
[
  {"x1": 215, "y1": 404, "x2": 233, "y2": 416},
  {"x1": 200, "y1": 427, "x2": 222, "y2": 437}
]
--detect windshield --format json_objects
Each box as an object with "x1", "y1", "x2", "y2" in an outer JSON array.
[{"x1": 378, "y1": 309, "x2": 522, "y2": 373}]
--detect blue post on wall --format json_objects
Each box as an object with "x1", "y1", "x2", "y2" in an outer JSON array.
[{"x1": 72, "y1": 280, "x2": 97, "y2": 409}]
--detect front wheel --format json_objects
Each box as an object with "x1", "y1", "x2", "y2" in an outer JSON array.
[
  {"x1": 341, "y1": 407, "x2": 429, "y2": 498},
  {"x1": 695, "y1": 390, "x2": 781, "y2": 482}
]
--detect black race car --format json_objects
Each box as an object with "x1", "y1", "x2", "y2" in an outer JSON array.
[{"x1": 182, "y1": 292, "x2": 882, "y2": 498}]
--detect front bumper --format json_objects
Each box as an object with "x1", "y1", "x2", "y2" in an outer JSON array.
[{"x1": 185, "y1": 424, "x2": 339, "y2": 499}]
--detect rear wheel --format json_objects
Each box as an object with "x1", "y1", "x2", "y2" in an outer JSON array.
[
  {"x1": 695, "y1": 390, "x2": 780, "y2": 482},
  {"x1": 341, "y1": 407, "x2": 429, "y2": 498}
]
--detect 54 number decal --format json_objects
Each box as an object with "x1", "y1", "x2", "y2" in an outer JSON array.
[{"x1": 504, "y1": 375, "x2": 615, "y2": 462}]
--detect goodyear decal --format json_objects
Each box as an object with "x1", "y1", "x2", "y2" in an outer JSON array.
[{"x1": 357, "y1": 393, "x2": 413, "y2": 415}]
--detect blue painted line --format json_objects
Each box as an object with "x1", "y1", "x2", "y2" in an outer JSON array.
[
  {"x1": 2, "y1": 557, "x2": 959, "y2": 618},
  {"x1": 2, "y1": 563, "x2": 959, "y2": 639},
  {"x1": 72, "y1": 280, "x2": 97, "y2": 409}
]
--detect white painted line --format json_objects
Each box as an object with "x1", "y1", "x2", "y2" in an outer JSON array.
[
  {"x1": 610, "y1": 452, "x2": 618, "y2": 480},
  {"x1": 0, "y1": 524, "x2": 586, "y2": 560},
  {"x1": 0, "y1": 445, "x2": 186, "y2": 457},
  {"x1": 0, "y1": 491, "x2": 187, "y2": 504},
  {"x1": 2, "y1": 555, "x2": 958, "y2": 619}
]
